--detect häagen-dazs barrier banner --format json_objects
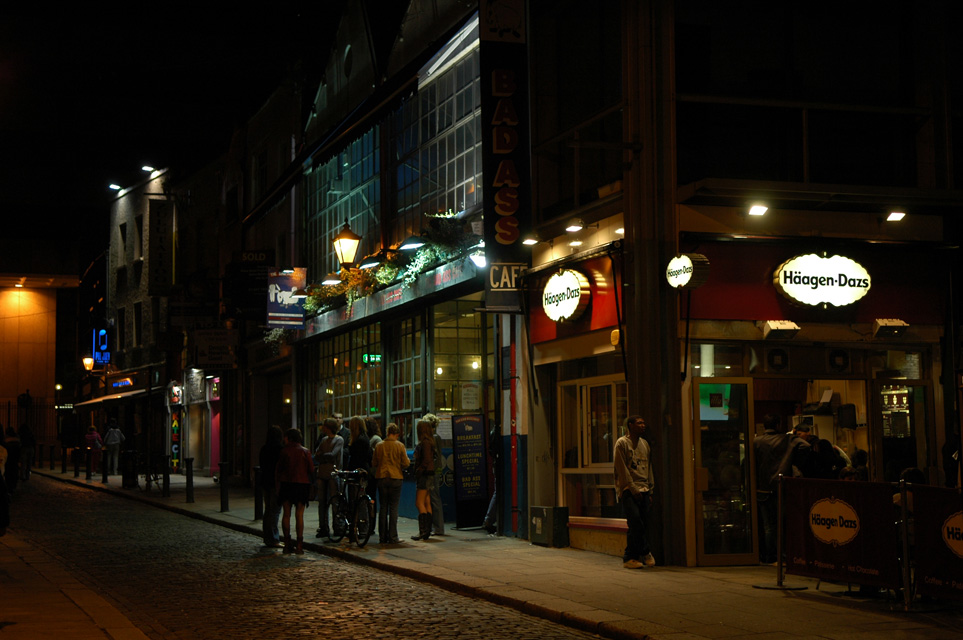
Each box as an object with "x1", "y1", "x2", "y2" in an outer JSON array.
[
  {"x1": 784, "y1": 478, "x2": 901, "y2": 589},
  {"x1": 911, "y1": 484, "x2": 963, "y2": 601}
]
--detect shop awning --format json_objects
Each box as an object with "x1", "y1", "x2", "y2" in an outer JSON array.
[{"x1": 73, "y1": 387, "x2": 163, "y2": 407}]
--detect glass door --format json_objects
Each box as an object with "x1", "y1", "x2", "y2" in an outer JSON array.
[{"x1": 692, "y1": 377, "x2": 758, "y2": 565}]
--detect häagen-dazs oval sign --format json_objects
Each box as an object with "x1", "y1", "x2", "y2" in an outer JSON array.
[
  {"x1": 542, "y1": 269, "x2": 590, "y2": 322},
  {"x1": 809, "y1": 497, "x2": 860, "y2": 546},
  {"x1": 942, "y1": 511, "x2": 963, "y2": 560},
  {"x1": 666, "y1": 253, "x2": 709, "y2": 289},
  {"x1": 774, "y1": 254, "x2": 871, "y2": 307}
]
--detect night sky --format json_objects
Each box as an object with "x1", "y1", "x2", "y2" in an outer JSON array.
[{"x1": 0, "y1": 8, "x2": 344, "y2": 260}]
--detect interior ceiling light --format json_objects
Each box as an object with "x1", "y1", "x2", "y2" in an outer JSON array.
[
  {"x1": 569, "y1": 239, "x2": 583, "y2": 247},
  {"x1": 887, "y1": 211, "x2": 906, "y2": 221},
  {"x1": 615, "y1": 227, "x2": 625, "y2": 235},
  {"x1": 565, "y1": 218, "x2": 584, "y2": 233},
  {"x1": 522, "y1": 233, "x2": 539, "y2": 246},
  {"x1": 748, "y1": 205, "x2": 768, "y2": 216}
]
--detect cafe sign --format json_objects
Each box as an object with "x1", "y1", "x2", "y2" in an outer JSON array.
[
  {"x1": 809, "y1": 497, "x2": 860, "y2": 546},
  {"x1": 542, "y1": 269, "x2": 590, "y2": 322},
  {"x1": 666, "y1": 253, "x2": 709, "y2": 289},
  {"x1": 774, "y1": 253, "x2": 871, "y2": 307}
]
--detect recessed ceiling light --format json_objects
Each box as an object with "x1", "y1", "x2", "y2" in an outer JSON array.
[
  {"x1": 566, "y1": 218, "x2": 584, "y2": 233},
  {"x1": 748, "y1": 205, "x2": 768, "y2": 216},
  {"x1": 569, "y1": 239, "x2": 583, "y2": 247},
  {"x1": 887, "y1": 211, "x2": 906, "y2": 221}
]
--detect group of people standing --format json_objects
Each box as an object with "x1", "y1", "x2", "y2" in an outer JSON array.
[{"x1": 257, "y1": 413, "x2": 446, "y2": 554}]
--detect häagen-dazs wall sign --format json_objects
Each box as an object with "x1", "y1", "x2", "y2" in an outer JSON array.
[
  {"x1": 542, "y1": 269, "x2": 590, "y2": 322},
  {"x1": 666, "y1": 253, "x2": 709, "y2": 289},
  {"x1": 774, "y1": 253, "x2": 871, "y2": 307}
]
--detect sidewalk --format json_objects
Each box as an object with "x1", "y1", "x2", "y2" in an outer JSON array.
[
  {"x1": 30, "y1": 467, "x2": 963, "y2": 640},
  {"x1": 0, "y1": 532, "x2": 151, "y2": 640}
]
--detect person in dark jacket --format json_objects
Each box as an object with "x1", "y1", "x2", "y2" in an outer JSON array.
[
  {"x1": 259, "y1": 425, "x2": 284, "y2": 548},
  {"x1": 753, "y1": 414, "x2": 811, "y2": 564}
]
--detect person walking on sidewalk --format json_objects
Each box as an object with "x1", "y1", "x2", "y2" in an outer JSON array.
[
  {"x1": 103, "y1": 421, "x2": 125, "y2": 475},
  {"x1": 372, "y1": 423, "x2": 409, "y2": 544},
  {"x1": 411, "y1": 420, "x2": 436, "y2": 540},
  {"x1": 313, "y1": 418, "x2": 343, "y2": 539},
  {"x1": 614, "y1": 415, "x2": 656, "y2": 569},
  {"x1": 259, "y1": 425, "x2": 284, "y2": 548},
  {"x1": 19, "y1": 423, "x2": 35, "y2": 481},
  {"x1": 276, "y1": 428, "x2": 315, "y2": 554},
  {"x1": 423, "y1": 413, "x2": 446, "y2": 535}
]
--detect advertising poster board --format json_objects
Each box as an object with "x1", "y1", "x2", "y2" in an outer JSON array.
[
  {"x1": 452, "y1": 414, "x2": 488, "y2": 528},
  {"x1": 784, "y1": 478, "x2": 901, "y2": 589},
  {"x1": 911, "y1": 485, "x2": 963, "y2": 601}
]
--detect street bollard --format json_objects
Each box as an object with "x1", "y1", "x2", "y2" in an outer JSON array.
[
  {"x1": 85, "y1": 448, "x2": 92, "y2": 480},
  {"x1": 50, "y1": 445, "x2": 55, "y2": 470},
  {"x1": 185, "y1": 458, "x2": 195, "y2": 503},
  {"x1": 162, "y1": 455, "x2": 171, "y2": 497},
  {"x1": 219, "y1": 461, "x2": 230, "y2": 512},
  {"x1": 253, "y1": 466, "x2": 263, "y2": 520},
  {"x1": 62, "y1": 447, "x2": 68, "y2": 474}
]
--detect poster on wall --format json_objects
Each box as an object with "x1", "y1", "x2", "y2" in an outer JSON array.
[{"x1": 452, "y1": 414, "x2": 489, "y2": 528}]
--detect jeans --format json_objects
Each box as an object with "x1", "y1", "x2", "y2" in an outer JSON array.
[
  {"x1": 428, "y1": 472, "x2": 444, "y2": 534},
  {"x1": 317, "y1": 476, "x2": 336, "y2": 534},
  {"x1": 262, "y1": 488, "x2": 281, "y2": 545},
  {"x1": 621, "y1": 490, "x2": 652, "y2": 562},
  {"x1": 105, "y1": 444, "x2": 121, "y2": 475},
  {"x1": 378, "y1": 478, "x2": 403, "y2": 542},
  {"x1": 758, "y1": 491, "x2": 779, "y2": 563}
]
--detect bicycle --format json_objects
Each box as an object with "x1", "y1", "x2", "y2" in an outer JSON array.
[{"x1": 328, "y1": 469, "x2": 374, "y2": 548}]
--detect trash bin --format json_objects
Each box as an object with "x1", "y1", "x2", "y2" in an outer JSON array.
[{"x1": 530, "y1": 506, "x2": 569, "y2": 547}]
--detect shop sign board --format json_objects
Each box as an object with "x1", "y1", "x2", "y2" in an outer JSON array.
[
  {"x1": 911, "y1": 485, "x2": 963, "y2": 601},
  {"x1": 666, "y1": 253, "x2": 709, "y2": 289},
  {"x1": 452, "y1": 414, "x2": 488, "y2": 528},
  {"x1": 542, "y1": 269, "x2": 590, "y2": 322},
  {"x1": 773, "y1": 253, "x2": 871, "y2": 307},
  {"x1": 784, "y1": 478, "x2": 900, "y2": 589}
]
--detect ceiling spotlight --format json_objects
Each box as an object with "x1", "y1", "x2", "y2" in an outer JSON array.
[
  {"x1": 522, "y1": 233, "x2": 539, "y2": 246},
  {"x1": 358, "y1": 252, "x2": 381, "y2": 270},
  {"x1": 141, "y1": 165, "x2": 155, "y2": 173},
  {"x1": 569, "y1": 239, "x2": 583, "y2": 247},
  {"x1": 887, "y1": 211, "x2": 906, "y2": 222},
  {"x1": 748, "y1": 205, "x2": 768, "y2": 216},
  {"x1": 108, "y1": 183, "x2": 122, "y2": 191},
  {"x1": 566, "y1": 218, "x2": 585, "y2": 233}
]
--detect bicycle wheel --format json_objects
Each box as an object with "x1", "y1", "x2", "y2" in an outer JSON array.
[
  {"x1": 352, "y1": 494, "x2": 372, "y2": 548},
  {"x1": 328, "y1": 495, "x2": 347, "y2": 543}
]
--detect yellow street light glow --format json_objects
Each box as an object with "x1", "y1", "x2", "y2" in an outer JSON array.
[
  {"x1": 887, "y1": 211, "x2": 906, "y2": 221},
  {"x1": 748, "y1": 205, "x2": 768, "y2": 216}
]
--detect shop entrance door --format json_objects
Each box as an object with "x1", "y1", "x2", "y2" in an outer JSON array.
[
  {"x1": 871, "y1": 379, "x2": 933, "y2": 483},
  {"x1": 692, "y1": 377, "x2": 758, "y2": 566}
]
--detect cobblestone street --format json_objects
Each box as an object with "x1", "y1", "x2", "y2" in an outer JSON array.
[{"x1": 9, "y1": 477, "x2": 598, "y2": 640}]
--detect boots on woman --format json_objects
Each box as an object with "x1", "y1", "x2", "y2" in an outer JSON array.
[
  {"x1": 295, "y1": 537, "x2": 304, "y2": 555},
  {"x1": 411, "y1": 513, "x2": 431, "y2": 540}
]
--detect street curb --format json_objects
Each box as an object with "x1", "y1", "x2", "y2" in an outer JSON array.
[{"x1": 36, "y1": 470, "x2": 642, "y2": 640}]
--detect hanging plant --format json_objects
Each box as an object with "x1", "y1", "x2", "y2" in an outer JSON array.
[{"x1": 263, "y1": 328, "x2": 295, "y2": 355}]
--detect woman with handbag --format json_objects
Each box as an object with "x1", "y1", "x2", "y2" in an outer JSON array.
[{"x1": 410, "y1": 419, "x2": 435, "y2": 540}]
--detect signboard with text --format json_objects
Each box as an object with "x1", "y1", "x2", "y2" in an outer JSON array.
[
  {"x1": 452, "y1": 414, "x2": 489, "y2": 528},
  {"x1": 773, "y1": 254, "x2": 871, "y2": 307},
  {"x1": 481, "y1": 0, "x2": 531, "y2": 312},
  {"x1": 267, "y1": 268, "x2": 306, "y2": 329}
]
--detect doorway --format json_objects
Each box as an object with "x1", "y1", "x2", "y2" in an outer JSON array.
[{"x1": 691, "y1": 377, "x2": 757, "y2": 565}]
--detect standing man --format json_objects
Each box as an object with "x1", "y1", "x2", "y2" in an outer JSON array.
[
  {"x1": 754, "y1": 414, "x2": 810, "y2": 564},
  {"x1": 103, "y1": 420, "x2": 125, "y2": 476},
  {"x1": 423, "y1": 413, "x2": 445, "y2": 536},
  {"x1": 334, "y1": 413, "x2": 349, "y2": 466},
  {"x1": 614, "y1": 415, "x2": 655, "y2": 569},
  {"x1": 314, "y1": 418, "x2": 343, "y2": 538}
]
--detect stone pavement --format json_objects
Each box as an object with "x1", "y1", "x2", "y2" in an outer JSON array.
[
  {"x1": 24, "y1": 467, "x2": 963, "y2": 640},
  {"x1": 0, "y1": 532, "x2": 151, "y2": 640}
]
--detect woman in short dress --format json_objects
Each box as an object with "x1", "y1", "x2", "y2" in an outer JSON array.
[
  {"x1": 276, "y1": 428, "x2": 315, "y2": 554},
  {"x1": 410, "y1": 420, "x2": 435, "y2": 541}
]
